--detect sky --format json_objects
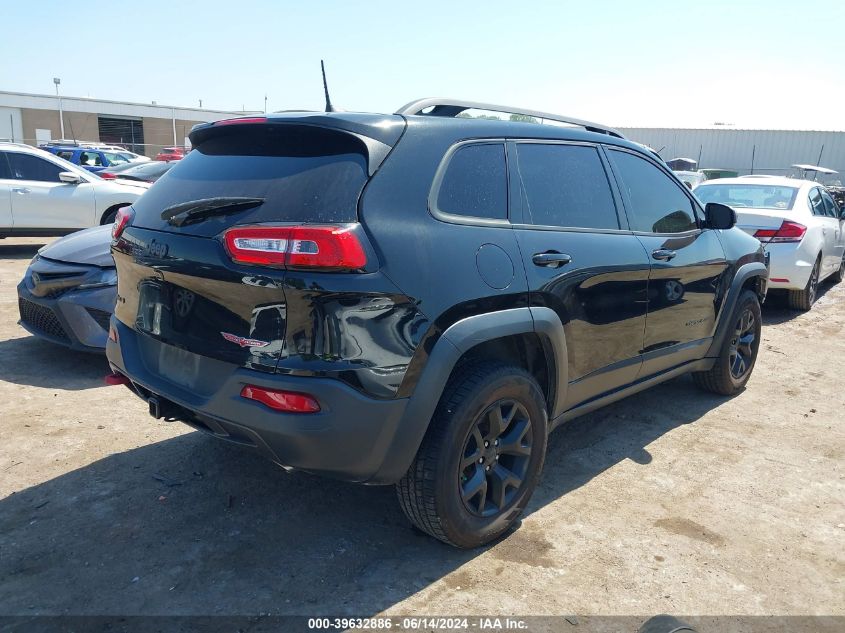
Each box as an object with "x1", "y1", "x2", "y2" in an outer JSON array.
[{"x1": 1, "y1": 0, "x2": 843, "y2": 129}]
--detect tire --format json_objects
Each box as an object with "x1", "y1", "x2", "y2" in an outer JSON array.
[
  {"x1": 101, "y1": 210, "x2": 118, "y2": 225},
  {"x1": 833, "y1": 254, "x2": 845, "y2": 284},
  {"x1": 787, "y1": 257, "x2": 820, "y2": 311},
  {"x1": 396, "y1": 361, "x2": 548, "y2": 548},
  {"x1": 693, "y1": 290, "x2": 761, "y2": 396}
]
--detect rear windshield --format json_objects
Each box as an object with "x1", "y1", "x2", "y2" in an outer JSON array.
[
  {"x1": 132, "y1": 125, "x2": 368, "y2": 236},
  {"x1": 695, "y1": 184, "x2": 799, "y2": 210}
]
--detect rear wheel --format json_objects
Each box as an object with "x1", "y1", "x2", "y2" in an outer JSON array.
[
  {"x1": 693, "y1": 290, "x2": 761, "y2": 395},
  {"x1": 787, "y1": 257, "x2": 820, "y2": 311},
  {"x1": 396, "y1": 362, "x2": 548, "y2": 548}
]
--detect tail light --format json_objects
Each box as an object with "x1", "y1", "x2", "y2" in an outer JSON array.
[
  {"x1": 223, "y1": 225, "x2": 367, "y2": 270},
  {"x1": 753, "y1": 220, "x2": 806, "y2": 243},
  {"x1": 112, "y1": 206, "x2": 134, "y2": 240},
  {"x1": 240, "y1": 385, "x2": 320, "y2": 413},
  {"x1": 100, "y1": 172, "x2": 116, "y2": 180}
]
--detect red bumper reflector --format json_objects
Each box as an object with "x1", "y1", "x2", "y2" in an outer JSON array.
[
  {"x1": 105, "y1": 372, "x2": 130, "y2": 386},
  {"x1": 770, "y1": 278, "x2": 790, "y2": 283},
  {"x1": 240, "y1": 385, "x2": 321, "y2": 413}
]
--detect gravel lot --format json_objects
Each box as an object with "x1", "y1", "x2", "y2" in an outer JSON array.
[{"x1": 0, "y1": 237, "x2": 843, "y2": 621}]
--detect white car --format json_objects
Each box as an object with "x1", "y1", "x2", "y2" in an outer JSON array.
[
  {"x1": 0, "y1": 143, "x2": 150, "y2": 238},
  {"x1": 696, "y1": 177, "x2": 845, "y2": 310}
]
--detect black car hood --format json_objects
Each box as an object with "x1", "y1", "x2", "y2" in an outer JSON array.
[{"x1": 39, "y1": 225, "x2": 114, "y2": 268}]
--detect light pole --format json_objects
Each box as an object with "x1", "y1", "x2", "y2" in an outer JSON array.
[{"x1": 53, "y1": 77, "x2": 64, "y2": 140}]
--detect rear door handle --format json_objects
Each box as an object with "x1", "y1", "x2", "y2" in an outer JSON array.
[
  {"x1": 11, "y1": 187, "x2": 30, "y2": 194},
  {"x1": 652, "y1": 249, "x2": 677, "y2": 261},
  {"x1": 532, "y1": 251, "x2": 572, "y2": 268}
]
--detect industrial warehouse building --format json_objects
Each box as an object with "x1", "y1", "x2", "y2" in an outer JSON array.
[
  {"x1": 1, "y1": 88, "x2": 844, "y2": 179},
  {"x1": 0, "y1": 90, "x2": 257, "y2": 158},
  {"x1": 618, "y1": 126, "x2": 845, "y2": 180}
]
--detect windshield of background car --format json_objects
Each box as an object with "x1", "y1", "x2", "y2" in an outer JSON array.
[{"x1": 694, "y1": 184, "x2": 799, "y2": 210}]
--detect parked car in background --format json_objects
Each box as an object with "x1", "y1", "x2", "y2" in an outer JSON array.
[
  {"x1": 106, "y1": 100, "x2": 768, "y2": 548},
  {"x1": 17, "y1": 225, "x2": 115, "y2": 352},
  {"x1": 700, "y1": 168, "x2": 739, "y2": 180},
  {"x1": 674, "y1": 170, "x2": 706, "y2": 189},
  {"x1": 99, "y1": 160, "x2": 176, "y2": 183},
  {"x1": 154, "y1": 146, "x2": 188, "y2": 161},
  {"x1": 0, "y1": 142, "x2": 150, "y2": 237},
  {"x1": 41, "y1": 143, "x2": 147, "y2": 173},
  {"x1": 696, "y1": 177, "x2": 845, "y2": 310}
]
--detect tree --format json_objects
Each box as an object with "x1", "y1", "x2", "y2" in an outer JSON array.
[{"x1": 509, "y1": 114, "x2": 539, "y2": 124}]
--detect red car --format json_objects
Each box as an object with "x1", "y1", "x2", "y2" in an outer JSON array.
[{"x1": 155, "y1": 146, "x2": 188, "y2": 161}]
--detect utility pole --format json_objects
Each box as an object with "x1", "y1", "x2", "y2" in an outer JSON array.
[
  {"x1": 264, "y1": 94, "x2": 268, "y2": 114},
  {"x1": 53, "y1": 77, "x2": 64, "y2": 139}
]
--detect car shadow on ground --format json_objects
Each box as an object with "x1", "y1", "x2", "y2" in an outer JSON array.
[
  {"x1": 0, "y1": 243, "x2": 45, "y2": 260},
  {"x1": 0, "y1": 375, "x2": 730, "y2": 615},
  {"x1": 0, "y1": 336, "x2": 108, "y2": 390},
  {"x1": 761, "y1": 281, "x2": 837, "y2": 325}
]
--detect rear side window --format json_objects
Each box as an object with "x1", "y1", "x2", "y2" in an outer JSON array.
[
  {"x1": 56, "y1": 150, "x2": 75, "y2": 161},
  {"x1": 821, "y1": 190, "x2": 840, "y2": 218},
  {"x1": 809, "y1": 188, "x2": 827, "y2": 216},
  {"x1": 0, "y1": 153, "x2": 10, "y2": 179},
  {"x1": 608, "y1": 149, "x2": 697, "y2": 233},
  {"x1": 6, "y1": 153, "x2": 64, "y2": 182},
  {"x1": 515, "y1": 143, "x2": 619, "y2": 230},
  {"x1": 132, "y1": 125, "x2": 369, "y2": 237},
  {"x1": 436, "y1": 143, "x2": 507, "y2": 220}
]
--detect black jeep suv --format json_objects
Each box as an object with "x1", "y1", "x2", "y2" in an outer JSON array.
[{"x1": 106, "y1": 98, "x2": 767, "y2": 548}]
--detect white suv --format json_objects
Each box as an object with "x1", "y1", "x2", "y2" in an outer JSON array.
[
  {"x1": 0, "y1": 143, "x2": 150, "y2": 238},
  {"x1": 696, "y1": 176, "x2": 845, "y2": 310}
]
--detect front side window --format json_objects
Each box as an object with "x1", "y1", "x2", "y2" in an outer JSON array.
[
  {"x1": 436, "y1": 143, "x2": 507, "y2": 220},
  {"x1": 515, "y1": 143, "x2": 619, "y2": 229},
  {"x1": 608, "y1": 149, "x2": 697, "y2": 233},
  {"x1": 6, "y1": 153, "x2": 63, "y2": 182},
  {"x1": 56, "y1": 150, "x2": 74, "y2": 161},
  {"x1": 79, "y1": 151, "x2": 103, "y2": 166}
]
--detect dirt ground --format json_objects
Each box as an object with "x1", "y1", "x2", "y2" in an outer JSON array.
[{"x1": 0, "y1": 237, "x2": 843, "y2": 621}]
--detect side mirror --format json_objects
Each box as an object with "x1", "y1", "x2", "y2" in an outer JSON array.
[
  {"x1": 704, "y1": 202, "x2": 736, "y2": 230},
  {"x1": 59, "y1": 171, "x2": 82, "y2": 184}
]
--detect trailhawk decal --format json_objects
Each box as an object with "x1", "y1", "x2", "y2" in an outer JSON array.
[{"x1": 220, "y1": 332, "x2": 270, "y2": 348}]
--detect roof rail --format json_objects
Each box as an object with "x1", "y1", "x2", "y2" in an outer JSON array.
[{"x1": 395, "y1": 98, "x2": 625, "y2": 139}]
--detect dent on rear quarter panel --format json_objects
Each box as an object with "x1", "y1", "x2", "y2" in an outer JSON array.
[{"x1": 355, "y1": 119, "x2": 531, "y2": 399}]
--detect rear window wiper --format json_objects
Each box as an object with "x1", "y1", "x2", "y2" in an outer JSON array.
[{"x1": 161, "y1": 197, "x2": 265, "y2": 227}]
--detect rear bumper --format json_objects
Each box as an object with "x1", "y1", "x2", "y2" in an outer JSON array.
[
  {"x1": 106, "y1": 319, "x2": 412, "y2": 484},
  {"x1": 16, "y1": 280, "x2": 114, "y2": 352},
  {"x1": 763, "y1": 242, "x2": 814, "y2": 290}
]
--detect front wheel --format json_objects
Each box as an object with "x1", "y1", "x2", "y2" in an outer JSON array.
[
  {"x1": 693, "y1": 290, "x2": 761, "y2": 396},
  {"x1": 396, "y1": 362, "x2": 548, "y2": 548},
  {"x1": 833, "y1": 254, "x2": 845, "y2": 284}
]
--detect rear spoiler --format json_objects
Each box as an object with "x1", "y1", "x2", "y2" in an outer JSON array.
[{"x1": 189, "y1": 114, "x2": 405, "y2": 176}]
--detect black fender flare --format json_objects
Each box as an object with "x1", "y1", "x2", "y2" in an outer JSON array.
[
  {"x1": 705, "y1": 261, "x2": 767, "y2": 358},
  {"x1": 367, "y1": 307, "x2": 568, "y2": 484}
]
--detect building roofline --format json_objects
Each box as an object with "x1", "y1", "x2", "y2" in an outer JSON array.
[
  {"x1": 0, "y1": 89, "x2": 261, "y2": 117},
  {"x1": 616, "y1": 125, "x2": 845, "y2": 133}
]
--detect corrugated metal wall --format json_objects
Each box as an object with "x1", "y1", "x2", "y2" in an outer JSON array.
[{"x1": 618, "y1": 128, "x2": 845, "y2": 180}]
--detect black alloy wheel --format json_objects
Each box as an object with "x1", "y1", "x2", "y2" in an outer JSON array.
[
  {"x1": 728, "y1": 307, "x2": 756, "y2": 380},
  {"x1": 459, "y1": 399, "x2": 533, "y2": 517}
]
